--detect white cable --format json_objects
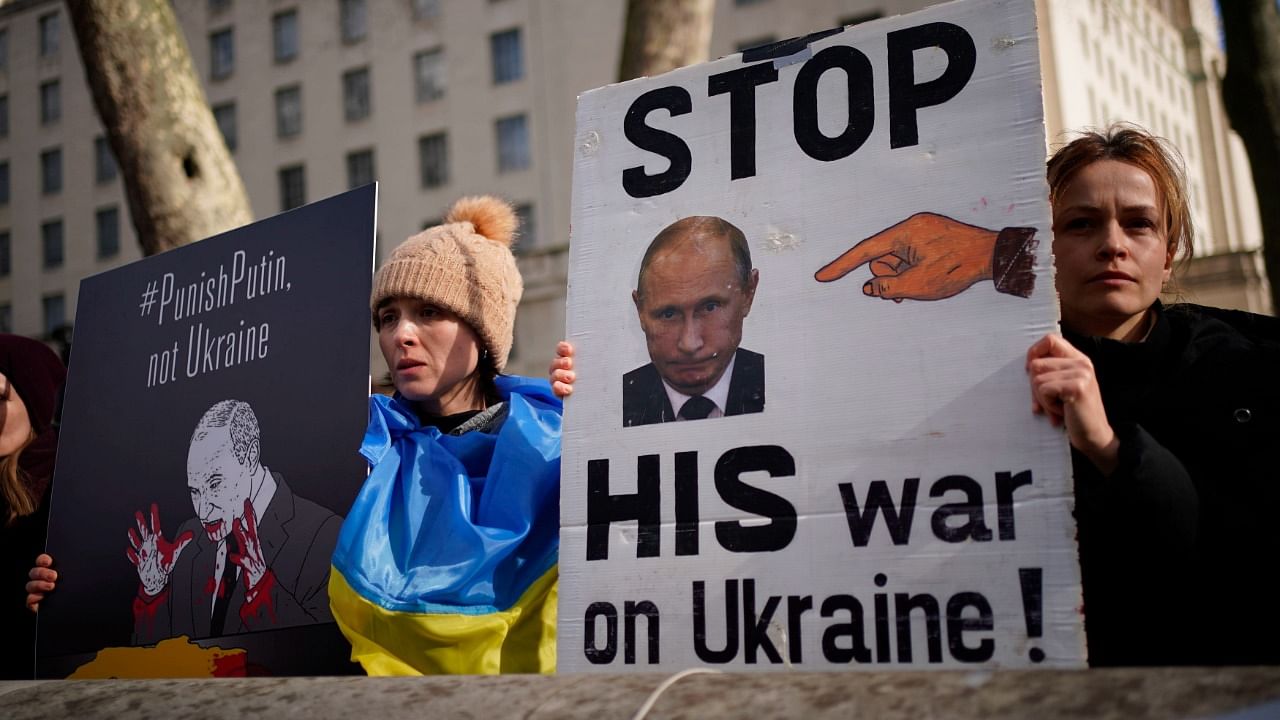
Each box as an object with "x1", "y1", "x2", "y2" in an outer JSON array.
[{"x1": 629, "y1": 667, "x2": 724, "y2": 720}]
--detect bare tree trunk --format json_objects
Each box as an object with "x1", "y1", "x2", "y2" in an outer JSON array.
[
  {"x1": 66, "y1": 0, "x2": 252, "y2": 256},
  {"x1": 1220, "y1": 0, "x2": 1280, "y2": 313},
  {"x1": 618, "y1": 0, "x2": 715, "y2": 82}
]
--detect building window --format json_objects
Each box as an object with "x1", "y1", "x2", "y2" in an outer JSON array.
[
  {"x1": 210, "y1": 28, "x2": 234, "y2": 80},
  {"x1": 343, "y1": 67, "x2": 371, "y2": 122},
  {"x1": 42, "y1": 219, "x2": 64, "y2": 269},
  {"x1": 41, "y1": 148, "x2": 62, "y2": 195},
  {"x1": 0, "y1": 95, "x2": 8, "y2": 138},
  {"x1": 347, "y1": 149, "x2": 375, "y2": 189},
  {"x1": 340, "y1": 0, "x2": 367, "y2": 43},
  {"x1": 95, "y1": 136, "x2": 118, "y2": 184},
  {"x1": 418, "y1": 132, "x2": 448, "y2": 188},
  {"x1": 0, "y1": 304, "x2": 10, "y2": 333},
  {"x1": 43, "y1": 295, "x2": 65, "y2": 337},
  {"x1": 276, "y1": 85, "x2": 302, "y2": 138},
  {"x1": 213, "y1": 102, "x2": 237, "y2": 152},
  {"x1": 411, "y1": 0, "x2": 441, "y2": 21},
  {"x1": 495, "y1": 114, "x2": 530, "y2": 172},
  {"x1": 514, "y1": 203, "x2": 535, "y2": 253},
  {"x1": 209, "y1": 0, "x2": 232, "y2": 14},
  {"x1": 0, "y1": 162, "x2": 7, "y2": 206},
  {"x1": 490, "y1": 29, "x2": 523, "y2": 84},
  {"x1": 40, "y1": 80, "x2": 61, "y2": 125},
  {"x1": 39, "y1": 12, "x2": 59, "y2": 57},
  {"x1": 279, "y1": 165, "x2": 306, "y2": 211},
  {"x1": 0, "y1": 29, "x2": 8, "y2": 72},
  {"x1": 414, "y1": 48, "x2": 445, "y2": 103},
  {"x1": 0, "y1": 232, "x2": 9, "y2": 277},
  {"x1": 272, "y1": 10, "x2": 299, "y2": 64},
  {"x1": 96, "y1": 206, "x2": 120, "y2": 259}
]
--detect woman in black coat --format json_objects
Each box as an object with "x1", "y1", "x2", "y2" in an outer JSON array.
[
  {"x1": 1026, "y1": 125, "x2": 1280, "y2": 666},
  {"x1": 1, "y1": 334, "x2": 67, "y2": 679}
]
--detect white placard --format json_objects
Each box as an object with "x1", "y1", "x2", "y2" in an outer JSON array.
[{"x1": 560, "y1": 0, "x2": 1085, "y2": 672}]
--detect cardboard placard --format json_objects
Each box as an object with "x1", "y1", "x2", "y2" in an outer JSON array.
[
  {"x1": 38, "y1": 186, "x2": 377, "y2": 677},
  {"x1": 560, "y1": 0, "x2": 1085, "y2": 671}
]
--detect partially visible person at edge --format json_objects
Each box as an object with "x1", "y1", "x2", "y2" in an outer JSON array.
[
  {"x1": 549, "y1": 125, "x2": 1280, "y2": 666},
  {"x1": 2, "y1": 334, "x2": 66, "y2": 679},
  {"x1": 1026, "y1": 125, "x2": 1279, "y2": 666},
  {"x1": 328, "y1": 196, "x2": 562, "y2": 675}
]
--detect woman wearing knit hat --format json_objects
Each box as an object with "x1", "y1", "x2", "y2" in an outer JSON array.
[
  {"x1": 328, "y1": 196, "x2": 563, "y2": 675},
  {"x1": 2, "y1": 334, "x2": 67, "y2": 679}
]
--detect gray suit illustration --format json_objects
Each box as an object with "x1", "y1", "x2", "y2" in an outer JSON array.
[{"x1": 127, "y1": 400, "x2": 342, "y2": 644}]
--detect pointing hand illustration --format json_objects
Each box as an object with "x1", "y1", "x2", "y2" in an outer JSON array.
[
  {"x1": 126, "y1": 503, "x2": 194, "y2": 597},
  {"x1": 815, "y1": 212, "x2": 1000, "y2": 301}
]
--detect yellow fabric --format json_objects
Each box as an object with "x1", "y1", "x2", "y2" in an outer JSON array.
[{"x1": 329, "y1": 565, "x2": 558, "y2": 675}]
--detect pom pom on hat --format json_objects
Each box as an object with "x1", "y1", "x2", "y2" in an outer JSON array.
[
  {"x1": 371, "y1": 196, "x2": 523, "y2": 372},
  {"x1": 445, "y1": 196, "x2": 518, "y2": 248}
]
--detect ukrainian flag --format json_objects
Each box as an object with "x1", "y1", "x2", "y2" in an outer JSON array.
[{"x1": 330, "y1": 376, "x2": 562, "y2": 675}]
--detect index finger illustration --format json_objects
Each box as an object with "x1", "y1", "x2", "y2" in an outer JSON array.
[
  {"x1": 814, "y1": 227, "x2": 906, "y2": 282},
  {"x1": 149, "y1": 503, "x2": 162, "y2": 536}
]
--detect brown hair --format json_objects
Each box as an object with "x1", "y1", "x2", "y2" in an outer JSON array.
[
  {"x1": 1, "y1": 431, "x2": 37, "y2": 525},
  {"x1": 637, "y1": 216, "x2": 753, "y2": 295},
  {"x1": 1047, "y1": 124, "x2": 1194, "y2": 266}
]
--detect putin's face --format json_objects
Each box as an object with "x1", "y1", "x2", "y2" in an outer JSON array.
[
  {"x1": 187, "y1": 426, "x2": 255, "y2": 543},
  {"x1": 633, "y1": 234, "x2": 758, "y2": 396}
]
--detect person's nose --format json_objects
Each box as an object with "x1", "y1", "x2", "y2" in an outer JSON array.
[
  {"x1": 1095, "y1": 219, "x2": 1129, "y2": 261},
  {"x1": 676, "y1": 317, "x2": 704, "y2": 355},
  {"x1": 393, "y1": 317, "x2": 418, "y2": 347},
  {"x1": 194, "y1": 494, "x2": 209, "y2": 521}
]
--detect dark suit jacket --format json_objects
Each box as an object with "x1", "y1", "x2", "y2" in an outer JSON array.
[
  {"x1": 622, "y1": 348, "x2": 765, "y2": 427},
  {"x1": 132, "y1": 472, "x2": 342, "y2": 644}
]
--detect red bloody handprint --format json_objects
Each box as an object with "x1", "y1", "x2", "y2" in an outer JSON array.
[
  {"x1": 230, "y1": 497, "x2": 268, "y2": 589},
  {"x1": 126, "y1": 503, "x2": 194, "y2": 597}
]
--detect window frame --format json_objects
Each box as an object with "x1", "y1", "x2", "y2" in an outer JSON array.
[
  {"x1": 418, "y1": 132, "x2": 449, "y2": 188},
  {"x1": 490, "y1": 28, "x2": 524, "y2": 85},
  {"x1": 495, "y1": 113, "x2": 531, "y2": 173},
  {"x1": 275, "y1": 84, "x2": 303, "y2": 138},
  {"x1": 343, "y1": 66, "x2": 372, "y2": 122}
]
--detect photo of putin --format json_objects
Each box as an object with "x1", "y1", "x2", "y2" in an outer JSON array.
[{"x1": 624, "y1": 216, "x2": 765, "y2": 426}]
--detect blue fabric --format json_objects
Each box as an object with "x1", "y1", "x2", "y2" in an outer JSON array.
[{"x1": 332, "y1": 375, "x2": 562, "y2": 615}]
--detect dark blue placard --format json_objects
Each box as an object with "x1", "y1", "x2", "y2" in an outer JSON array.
[{"x1": 37, "y1": 185, "x2": 376, "y2": 677}]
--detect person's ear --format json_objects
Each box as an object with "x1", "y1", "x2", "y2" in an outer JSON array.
[
  {"x1": 742, "y1": 269, "x2": 760, "y2": 315},
  {"x1": 632, "y1": 289, "x2": 643, "y2": 314},
  {"x1": 246, "y1": 439, "x2": 261, "y2": 470},
  {"x1": 1162, "y1": 242, "x2": 1175, "y2": 282}
]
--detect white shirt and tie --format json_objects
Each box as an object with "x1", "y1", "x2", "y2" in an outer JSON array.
[{"x1": 661, "y1": 354, "x2": 736, "y2": 421}]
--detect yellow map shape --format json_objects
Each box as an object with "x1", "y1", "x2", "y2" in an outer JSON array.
[{"x1": 69, "y1": 636, "x2": 246, "y2": 678}]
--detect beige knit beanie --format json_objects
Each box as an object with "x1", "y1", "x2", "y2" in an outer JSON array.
[{"x1": 371, "y1": 196, "x2": 523, "y2": 371}]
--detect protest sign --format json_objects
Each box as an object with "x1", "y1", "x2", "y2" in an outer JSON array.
[
  {"x1": 37, "y1": 185, "x2": 376, "y2": 677},
  {"x1": 560, "y1": 0, "x2": 1086, "y2": 671}
]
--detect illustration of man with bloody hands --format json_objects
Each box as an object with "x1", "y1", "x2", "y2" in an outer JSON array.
[
  {"x1": 127, "y1": 399, "x2": 342, "y2": 644},
  {"x1": 814, "y1": 212, "x2": 1039, "y2": 300}
]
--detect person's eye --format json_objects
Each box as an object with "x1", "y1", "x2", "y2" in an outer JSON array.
[
  {"x1": 1063, "y1": 217, "x2": 1092, "y2": 232},
  {"x1": 657, "y1": 309, "x2": 677, "y2": 321},
  {"x1": 1128, "y1": 217, "x2": 1158, "y2": 231},
  {"x1": 420, "y1": 306, "x2": 439, "y2": 319},
  {"x1": 378, "y1": 311, "x2": 396, "y2": 327},
  {"x1": 702, "y1": 301, "x2": 721, "y2": 313}
]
